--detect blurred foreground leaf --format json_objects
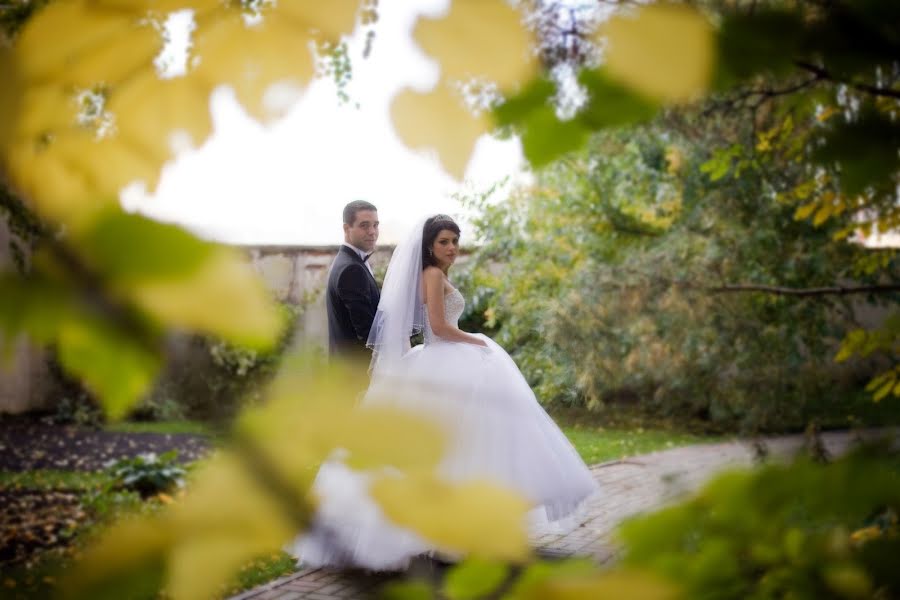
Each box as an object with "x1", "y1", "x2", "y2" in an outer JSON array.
[
  {"x1": 443, "y1": 557, "x2": 509, "y2": 600},
  {"x1": 619, "y1": 445, "x2": 900, "y2": 598},
  {"x1": 370, "y1": 473, "x2": 530, "y2": 562},
  {"x1": 601, "y1": 4, "x2": 714, "y2": 103}
]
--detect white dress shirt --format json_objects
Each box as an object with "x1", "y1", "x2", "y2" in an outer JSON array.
[{"x1": 342, "y1": 242, "x2": 374, "y2": 277}]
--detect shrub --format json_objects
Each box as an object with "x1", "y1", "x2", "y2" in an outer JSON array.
[{"x1": 105, "y1": 450, "x2": 186, "y2": 499}]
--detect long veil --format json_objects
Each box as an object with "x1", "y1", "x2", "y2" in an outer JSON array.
[{"x1": 366, "y1": 217, "x2": 427, "y2": 375}]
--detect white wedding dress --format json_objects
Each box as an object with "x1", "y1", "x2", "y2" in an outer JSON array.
[{"x1": 288, "y1": 287, "x2": 599, "y2": 570}]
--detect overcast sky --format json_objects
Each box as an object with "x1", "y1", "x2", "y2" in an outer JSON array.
[{"x1": 121, "y1": 0, "x2": 527, "y2": 246}]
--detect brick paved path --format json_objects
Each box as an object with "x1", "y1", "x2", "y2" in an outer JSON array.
[{"x1": 230, "y1": 431, "x2": 875, "y2": 600}]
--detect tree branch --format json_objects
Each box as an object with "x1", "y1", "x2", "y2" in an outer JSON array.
[
  {"x1": 794, "y1": 60, "x2": 900, "y2": 100},
  {"x1": 601, "y1": 274, "x2": 900, "y2": 297},
  {"x1": 701, "y1": 76, "x2": 822, "y2": 117},
  {"x1": 708, "y1": 283, "x2": 900, "y2": 296}
]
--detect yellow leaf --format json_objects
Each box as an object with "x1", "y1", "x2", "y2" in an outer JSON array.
[
  {"x1": 12, "y1": 133, "x2": 163, "y2": 227},
  {"x1": 5, "y1": 141, "x2": 116, "y2": 229},
  {"x1": 91, "y1": 0, "x2": 222, "y2": 14},
  {"x1": 109, "y1": 72, "x2": 214, "y2": 164},
  {"x1": 4, "y1": 0, "x2": 345, "y2": 220},
  {"x1": 835, "y1": 344, "x2": 853, "y2": 363},
  {"x1": 193, "y1": 12, "x2": 316, "y2": 121},
  {"x1": 238, "y1": 366, "x2": 446, "y2": 488},
  {"x1": 865, "y1": 373, "x2": 887, "y2": 392},
  {"x1": 794, "y1": 202, "x2": 818, "y2": 221},
  {"x1": 166, "y1": 453, "x2": 297, "y2": 600},
  {"x1": 63, "y1": 517, "x2": 172, "y2": 596},
  {"x1": 170, "y1": 452, "x2": 298, "y2": 545},
  {"x1": 817, "y1": 106, "x2": 838, "y2": 123},
  {"x1": 520, "y1": 570, "x2": 678, "y2": 600},
  {"x1": 62, "y1": 23, "x2": 162, "y2": 88},
  {"x1": 167, "y1": 537, "x2": 265, "y2": 600},
  {"x1": 14, "y1": 0, "x2": 153, "y2": 83},
  {"x1": 370, "y1": 473, "x2": 530, "y2": 561},
  {"x1": 8, "y1": 82, "x2": 79, "y2": 143},
  {"x1": 274, "y1": 0, "x2": 362, "y2": 42},
  {"x1": 0, "y1": 48, "x2": 18, "y2": 148},
  {"x1": 602, "y1": 4, "x2": 714, "y2": 103},
  {"x1": 813, "y1": 203, "x2": 832, "y2": 226},
  {"x1": 874, "y1": 376, "x2": 895, "y2": 402},
  {"x1": 414, "y1": 0, "x2": 537, "y2": 90},
  {"x1": 130, "y1": 249, "x2": 282, "y2": 350},
  {"x1": 391, "y1": 85, "x2": 489, "y2": 179},
  {"x1": 832, "y1": 225, "x2": 857, "y2": 241},
  {"x1": 665, "y1": 147, "x2": 683, "y2": 174}
]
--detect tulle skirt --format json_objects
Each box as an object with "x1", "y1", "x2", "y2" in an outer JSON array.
[{"x1": 287, "y1": 335, "x2": 599, "y2": 570}]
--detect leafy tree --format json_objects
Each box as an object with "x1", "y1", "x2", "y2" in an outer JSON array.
[{"x1": 461, "y1": 116, "x2": 895, "y2": 431}]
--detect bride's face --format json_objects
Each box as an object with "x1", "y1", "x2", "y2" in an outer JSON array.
[{"x1": 432, "y1": 229, "x2": 460, "y2": 269}]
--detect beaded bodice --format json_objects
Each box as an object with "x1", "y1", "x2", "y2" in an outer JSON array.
[{"x1": 423, "y1": 287, "x2": 465, "y2": 344}]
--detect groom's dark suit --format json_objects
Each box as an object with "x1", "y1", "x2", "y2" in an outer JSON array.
[{"x1": 326, "y1": 245, "x2": 381, "y2": 357}]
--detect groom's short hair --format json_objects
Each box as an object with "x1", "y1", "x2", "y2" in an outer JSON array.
[{"x1": 343, "y1": 200, "x2": 378, "y2": 226}]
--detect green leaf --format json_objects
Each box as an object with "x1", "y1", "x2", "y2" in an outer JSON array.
[
  {"x1": 577, "y1": 69, "x2": 659, "y2": 129},
  {"x1": 714, "y1": 10, "x2": 805, "y2": 89},
  {"x1": 380, "y1": 580, "x2": 434, "y2": 600},
  {"x1": 700, "y1": 145, "x2": 741, "y2": 182},
  {"x1": 503, "y1": 558, "x2": 599, "y2": 600},
  {"x1": 494, "y1": 77, "x2": 555, "y2": 128},
  {"x1": 813, "y1": 108, "x2": 900, "y2": 197},
  {"x1": 0, "y1": 274, "x2": 73, "y2": 342},
  {"x1": 57, "y1": 317, "x2": 161, "y2": 419},
  {"x1": 77, "y1": 209, "x2": 216, "y2": 282},
  {"x1": 443, "y1": 557, "x2": 509, "y2": 600},
  {"x1": 519, "y1": 107, "x2": 589, "y2": 168},
  {"x1": 494, "y1": 77, "x2": 586, "y2": 167}
]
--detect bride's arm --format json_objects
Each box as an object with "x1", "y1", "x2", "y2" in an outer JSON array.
[{"x1": 423, "y1": 267, "x2": 488, "y2": 347}]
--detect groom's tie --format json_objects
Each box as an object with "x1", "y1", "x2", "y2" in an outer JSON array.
[{"x1": 363, "y1": 252, "x2": 374, "y2": 276}]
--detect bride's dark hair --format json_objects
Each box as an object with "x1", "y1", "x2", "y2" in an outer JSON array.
[{"x1": 422, "y1": 214, "x2": 460, "y2": 269}]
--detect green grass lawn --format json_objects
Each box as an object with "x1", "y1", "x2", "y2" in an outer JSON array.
[
  {"x1": 0, "y1": 469, "x2": 113, "y2": 489},
  {"x1": 104, "y1": 419, "x2": 215, "y2": 436},
  {"x1": 563, "y1": 425, "x2": 722, "y2": 464}
]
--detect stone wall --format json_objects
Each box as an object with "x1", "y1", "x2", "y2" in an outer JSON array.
[
  {"x1": 242, "y1": 245, "x2": 396, "y2": 352},
  {"x1": 0, "y1": 217, "x2": 48, "y2": 414}
]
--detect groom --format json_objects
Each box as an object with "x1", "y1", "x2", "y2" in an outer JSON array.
[{"x1": 326, "y1": 200, "x2": 381, "y2": 358}]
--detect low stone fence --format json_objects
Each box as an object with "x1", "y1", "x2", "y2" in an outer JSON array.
[{"x1": 242, "y1": 244, "x2": 396, "y2": 353}]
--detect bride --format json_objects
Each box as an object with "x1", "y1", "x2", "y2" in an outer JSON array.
[{"x1": 289, "y1": 215, "x2": 599, "y2": 570}]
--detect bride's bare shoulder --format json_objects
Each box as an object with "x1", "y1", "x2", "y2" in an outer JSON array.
[{"x1": 423, "y1": 266, "x2": 444, "y2": 281}]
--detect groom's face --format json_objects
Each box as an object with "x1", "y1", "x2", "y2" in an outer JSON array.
[{"x1": 344, "y1": 209, "x2": 379, "y2": 253}]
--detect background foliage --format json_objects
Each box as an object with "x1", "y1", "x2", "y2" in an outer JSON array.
[{"x1": 460, "y1": 116, "x2": 898, "y2": 432}]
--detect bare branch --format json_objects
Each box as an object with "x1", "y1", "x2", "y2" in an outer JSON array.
[
  {"x1": 795, "y1": 60, "x2": 900, "y2": 100},
  {"x1": 708, "y1": 283, "x2": 900, "y2": 297},
  {"x1": 597, "y1": 275, "x2": 900, "y2": 298}
]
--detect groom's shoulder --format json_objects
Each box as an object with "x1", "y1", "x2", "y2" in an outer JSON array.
[
  {"x1": 332, "y1": 259, "x2": 368, "y2": 287},
  {"x1": 329, "y1": 247, "x2": 353, "y2": 269}
]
